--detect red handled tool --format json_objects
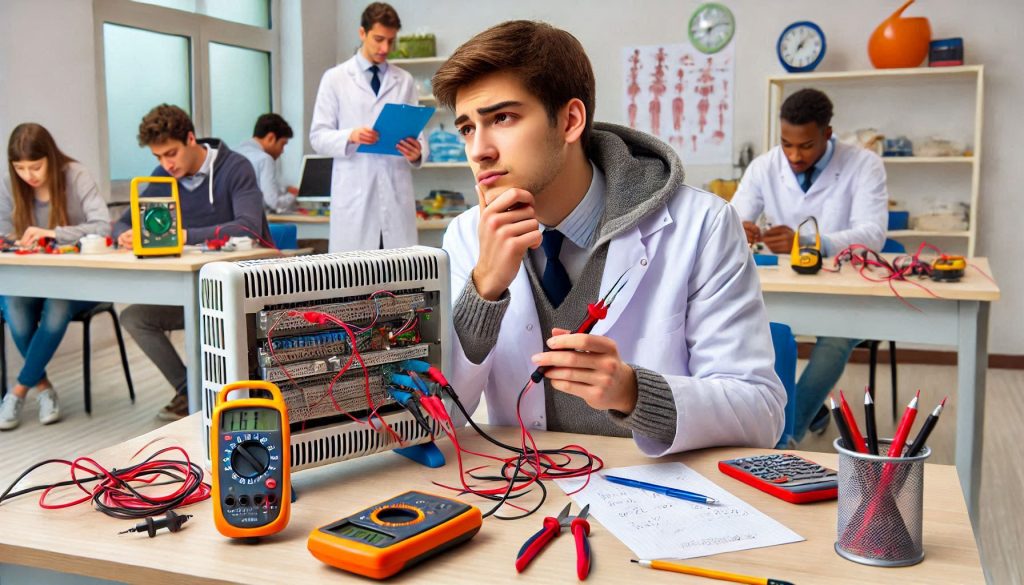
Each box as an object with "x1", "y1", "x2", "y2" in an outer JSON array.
[
  {"x1": 530, "y1": 269, "x2": 630, "y2": 383},
  {"x1": 515, "y1": 502, "x2": 592, "y2": 580}
]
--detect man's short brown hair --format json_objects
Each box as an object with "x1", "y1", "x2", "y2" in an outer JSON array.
[
  {"x1": 432, "y1": 21, "x2": 596, "y2": 150},
  {"x1": 361, "y1": 2, "x2": 400, "y2": 31},
  {"x1": 137, "y1": 104, "x2": 194, "y2": 147}
]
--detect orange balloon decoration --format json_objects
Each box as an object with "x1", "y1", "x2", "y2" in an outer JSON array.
[{"x1": 868, "y1": 0, "x2": 932, "y2": 69}]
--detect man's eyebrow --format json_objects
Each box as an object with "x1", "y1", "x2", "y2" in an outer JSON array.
[{"x1": 454, "y1": 100, "x2": 523, "y2": 126}]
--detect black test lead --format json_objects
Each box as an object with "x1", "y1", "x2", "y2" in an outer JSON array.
[
  {"x1": 119, "y1": 510, "x2": 192, "y2": 537},
  {"x1": 906, "y1": 397, "x2": 947, "y2": 457}
]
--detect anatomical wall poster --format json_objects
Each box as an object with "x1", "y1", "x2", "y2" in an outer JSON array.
[{"x1": 623, "y1": 42, "x2": 734, "y2": 165}]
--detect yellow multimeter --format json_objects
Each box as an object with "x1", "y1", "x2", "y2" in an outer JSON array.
[
  {"x1": 931, "y1": 255, "x2": 966, "y2": 281},
  {"x1": 211, "y1": 380, "x2": 291, "y2": 539},
  {"x1": 791, "y1": 216, "x2": 823, "y2": 275},
  {"x1": 307, "y1": 491, "x2": 482, "y2": 579},
  {"x1": 130, "y1": 176, "x2": 183, "y2": 257}
]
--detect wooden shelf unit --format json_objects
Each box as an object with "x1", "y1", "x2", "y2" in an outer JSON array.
[{"x1": 766, "y1": 66, "x2": 984, "y2": 255}]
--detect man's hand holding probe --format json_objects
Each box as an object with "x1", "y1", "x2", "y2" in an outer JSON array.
[{"x1": 472, "y1": 183, "x2": 638, "y2": 415}]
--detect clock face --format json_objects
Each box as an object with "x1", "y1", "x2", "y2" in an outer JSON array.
[
  {"x1": 777, "y1": 21, "x2": 826, "y2": 72},
  {"x1": 688, "y1": 3, "x2": 735, "y2": 55}
]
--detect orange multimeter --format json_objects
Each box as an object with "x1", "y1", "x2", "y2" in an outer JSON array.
[
  {"x1": 790, "y1": 216, "x2": 823, "y2": 275},
  {"x1": 211, "y1": 380, "x2": 291, "y2": 539},
  {"x1": 307, "y1": 491, "x2": 482, "y2": 579}
]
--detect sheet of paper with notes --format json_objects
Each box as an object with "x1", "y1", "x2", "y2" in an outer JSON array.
[{"x1": 555, "y1": 462, "x2": 803, "y2": 559}]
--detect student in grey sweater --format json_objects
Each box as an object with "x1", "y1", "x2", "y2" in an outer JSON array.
[
  {"x1": 432, "y1": 22, "x2": 785, "y2": 455},
  {"x1": 0, "y1": 123, "x2": 110, "y2": 430},
  {"x1": 112, "y1": 104, "x2": 269, "y2": 422}
]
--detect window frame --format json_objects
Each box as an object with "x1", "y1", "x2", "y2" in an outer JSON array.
[{"x1": 93, "y1": 0, "x2": 279, "y2": 196}]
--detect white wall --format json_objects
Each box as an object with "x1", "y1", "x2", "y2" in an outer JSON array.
[
  {"x1": 0, "y1": 0, "x2": 104, "y2": 195},
  {"x1": 337, "y1": 0, "x2": 1023, "y2": 355}
]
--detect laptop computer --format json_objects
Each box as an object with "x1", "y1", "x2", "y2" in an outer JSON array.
[{"x1": 296, "y1": 155, "x2": 333, "y2": 202}]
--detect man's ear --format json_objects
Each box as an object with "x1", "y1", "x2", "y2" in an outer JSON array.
[
  {"x1": 186, "y1": 132, "x2": 197, "y2": 146},
  {"x1": 823, "y1": 125, "x2": 833, "y2": 141},
  {"x1": 562, "y1": 98, "x2": 587, "y2": 145}
]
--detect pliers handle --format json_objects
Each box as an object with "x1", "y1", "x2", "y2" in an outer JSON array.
[
  {"x1": 571, "y1": 517, "x2": 592, "y2": 579},
  {"x1": 514, "y1": 516, "x2": 561, "y2": 572}
]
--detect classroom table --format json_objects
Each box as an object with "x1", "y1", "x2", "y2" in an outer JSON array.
[
  {"x1": 757, "y1": 257, "x2": 1000, "y2": 525},
  {"x1": 0, "y1": 248, "x2": 279, "y2": 414},
  {"x1": 0, "y1": 416, "x2": 984, "y2": 584},
  {"x1": 268, "y1": 214, "x2": 453, "y2": 247}
]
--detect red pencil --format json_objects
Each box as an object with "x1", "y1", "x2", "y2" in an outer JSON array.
[
  {"x1": 838, "y1": 391, "x2": 868, "y2": 453},
  {"x1": 888, "y1": 390, "x2": 921, "y2": 457}
]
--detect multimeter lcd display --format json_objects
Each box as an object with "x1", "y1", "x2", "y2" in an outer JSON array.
[
  {"x1": 327, "y1": 522, "x2": 394, "y2": 547},
  {"x1": 221, "y1": 407, "x2": 279, "y2": 432}
]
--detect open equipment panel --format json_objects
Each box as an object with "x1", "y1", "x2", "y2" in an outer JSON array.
[{"x1": 198, "y1": 246, "x2": 451, "y2": 471}]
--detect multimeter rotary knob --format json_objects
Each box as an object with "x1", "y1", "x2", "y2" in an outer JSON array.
[
  {"x1": 230, "y1": 439, "x2": 271, "y2": 478},
  {"x1": 143, "y1": 206, "x2": 173, "y2": 235}
]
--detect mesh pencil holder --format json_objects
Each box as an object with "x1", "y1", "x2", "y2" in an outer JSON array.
[{"x1": 833, "y1": 438, "x2": 931, "y2": 567}]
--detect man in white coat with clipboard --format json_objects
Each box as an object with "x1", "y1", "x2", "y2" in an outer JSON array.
[
  {"x1": 310, "y1": 2, "x2": 427, "y2": 252},
  {"x1": 731, "y1": 88, "x2": 889, "y2": 444}
]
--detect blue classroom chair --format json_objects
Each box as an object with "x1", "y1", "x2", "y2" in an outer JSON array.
[
  {"x1": 770, "y1": 322, "x2": 798, "y2": 449},
  {"x1": 269, "y1": 223, "x2": 298, "y2": 250}
]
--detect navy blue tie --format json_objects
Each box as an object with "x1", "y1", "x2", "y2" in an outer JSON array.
[
  {"x1": 801, "y1": 165, "x2": 815, "y2": 192},
  {"x1": 369, "y1": 65, "x2": 381, "y2": 95},
  {"x1": 540, "y1": 229, "x2": 571, "y2": 308}
]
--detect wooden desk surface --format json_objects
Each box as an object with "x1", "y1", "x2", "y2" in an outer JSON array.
[
  {"x1": 0, "y1": 248, "x2": 279, "y2": 272},
  {"x1": 757, "y1": 256, "x2": 1000, "y2": 302},
  {"x1": 268, "y1": 214, "x2": 454, "y2": 230},
  {"x1": 0, "y1": 416, "x2": 984, "y2": 584}
]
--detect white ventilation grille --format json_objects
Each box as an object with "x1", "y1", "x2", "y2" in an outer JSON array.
[{"x1": 198, "y1": 246, "x2": 451, "y2": 471}]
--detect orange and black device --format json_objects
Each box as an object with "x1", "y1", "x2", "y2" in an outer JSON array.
[
  {"x1": 931, "y1": 255, "x2": 966, "y2": 282},
  {"x1": 308, "y1": 491, "x2": 482, "y2": 579},
  {"x1": 210, "y1": 380, "x2": 290, "y2": 539},
  {"x1": 791, "y1": 216, "x2": 823, "y2": 275}
]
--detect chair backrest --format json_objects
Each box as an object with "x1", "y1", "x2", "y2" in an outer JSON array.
[
  {"x1": 769, "y1": 322, "x2": 798, "y2": 448},
  {"x1": 268, "y1": 223, "x2": 298, "y2": 250},
  {"x1": 881, "y1": 238, "x2": 906, "y2": 254}
]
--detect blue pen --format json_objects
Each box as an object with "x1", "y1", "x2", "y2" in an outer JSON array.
[{"x1": 603, "y1": 475, "x2": 718, "y2": 505}]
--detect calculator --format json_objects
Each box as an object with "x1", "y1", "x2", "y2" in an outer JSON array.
[{"x1": 718, "y1": 453, "x2": 837, "y2": 504}]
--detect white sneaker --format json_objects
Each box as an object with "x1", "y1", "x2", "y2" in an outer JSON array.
[
  {"x1": 37, "y1": 387, "x2": 61, "y2": 425},
  {"x1": 0, "y1": 393, "x2": 25, "y2": 430}
]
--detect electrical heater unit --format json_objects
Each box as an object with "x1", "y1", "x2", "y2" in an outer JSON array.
[{"x1": 198, "y1": 246, "x2": 451, "y2": 471}]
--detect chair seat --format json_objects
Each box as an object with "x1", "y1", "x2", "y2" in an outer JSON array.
[{"x1": 72, "y1": 302, "x2": 115, "y2": 321}]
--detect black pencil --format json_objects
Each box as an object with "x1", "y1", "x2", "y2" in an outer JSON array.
[
  {"x1": 864, "y1": 388, "x2": 879, "y2": 455},
  {"x1": 907, "y1": 397, "x2": 947, "y2": 457},
  {"x1": 830, "y1": 394, "x2": 855, "y2": 451}
]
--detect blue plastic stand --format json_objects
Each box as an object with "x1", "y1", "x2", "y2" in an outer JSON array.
[{"x1": 394, "y1": 442, "x2": 446, "y2": 468}]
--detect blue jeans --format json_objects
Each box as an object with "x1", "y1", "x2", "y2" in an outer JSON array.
[
  {"x1": 0, "y1": 296, "x2": 97, "y2": 388},
  {"x1": 792, "y1": 336, "x2": 862, "y2": 442}
]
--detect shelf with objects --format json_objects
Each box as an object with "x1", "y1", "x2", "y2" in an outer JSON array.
[
  {"x1": 765, "y1": 65, "x2": 983, "y2": 256},
  {"x1": 393, "y1": 56, "x2": 475, "y2": 229}
]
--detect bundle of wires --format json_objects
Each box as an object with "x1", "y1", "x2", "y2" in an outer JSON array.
[
  {"x1": 415, "y1": 366, "x2": 603, "y2": 521},
  {"x1": 0, "y1": 442, "x2": 210, "y2": 519}
]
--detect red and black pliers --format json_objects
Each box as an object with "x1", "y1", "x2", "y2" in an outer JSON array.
[{"x1": 514, "y1": 502, "x2": 592, "y2": 580}]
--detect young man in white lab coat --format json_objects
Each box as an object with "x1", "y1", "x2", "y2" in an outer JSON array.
[
  {"x1": 309, "y1": 2, "x2": 426, "y2": 252},
  {"x1": 730, "y1": 89, "x2": 889, "y2": 442},
  {"x1": 431, "y1": 21, "x2": 786, "y2": 456}
]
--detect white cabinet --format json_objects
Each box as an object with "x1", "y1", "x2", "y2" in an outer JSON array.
[{"x1": 765, "y1": 65, "x2": 984, "y2": 255}]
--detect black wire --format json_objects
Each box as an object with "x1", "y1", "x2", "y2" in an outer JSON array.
[
  {"x1": 0, "y1": 451, "x2": 209, "y2": 520},
  {"x1": 440, "y1": 379, "x2": 600, "y2": 520}
]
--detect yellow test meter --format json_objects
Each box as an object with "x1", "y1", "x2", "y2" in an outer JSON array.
[
  {"x1": 791, "y1": 216, "x2": 823, "y2": 275},
  {"x1": 130, "y1": 176, "x2": 183, "y2": 257},
  {"x1": 307, "y1": 491, "x2": 482, "y2": 579},
  {"x1": 211, "y1": 380, "x2": 290, "y2": 539}
]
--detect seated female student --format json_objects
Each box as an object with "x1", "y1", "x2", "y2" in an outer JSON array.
[{"x1": 0, "y1": 123, "x2": 110, "y2": 430}]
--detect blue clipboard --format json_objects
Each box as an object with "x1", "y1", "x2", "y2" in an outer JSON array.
[{"x1": 357, "y1": 103, "x2": 435, "y2": 156}]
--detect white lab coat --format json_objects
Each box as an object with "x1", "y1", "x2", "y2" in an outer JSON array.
[
  {"x1": 731, "y1": 141, "x2": 888, "y2": 255},
  {"x1": 310, "y1": 56, "x2": 427, "y2": 252},
  {"x1": 442, "y1": 187, "x2": 787, "y2": 456}
]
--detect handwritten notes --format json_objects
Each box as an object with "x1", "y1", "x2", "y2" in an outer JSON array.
[{"x1": 555, "y1": 462, "x2": 802, "y2": 559}]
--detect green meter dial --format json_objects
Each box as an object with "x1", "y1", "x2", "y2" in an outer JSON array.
[{"x1": 143, "y1": 206, "x2": 173, "y2": 235}]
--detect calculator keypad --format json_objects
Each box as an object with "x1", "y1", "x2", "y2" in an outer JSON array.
[{"x1": 729, "y1": 454, "x2": 836, "y2": 485}]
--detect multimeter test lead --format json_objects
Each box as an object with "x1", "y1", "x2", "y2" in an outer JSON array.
[
  {"x1": 530, "y1": 268, "x2": 631, "y2": 384},
  {"x1": 119, "y1": 510, "x2": 192, "y2": 537}
]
